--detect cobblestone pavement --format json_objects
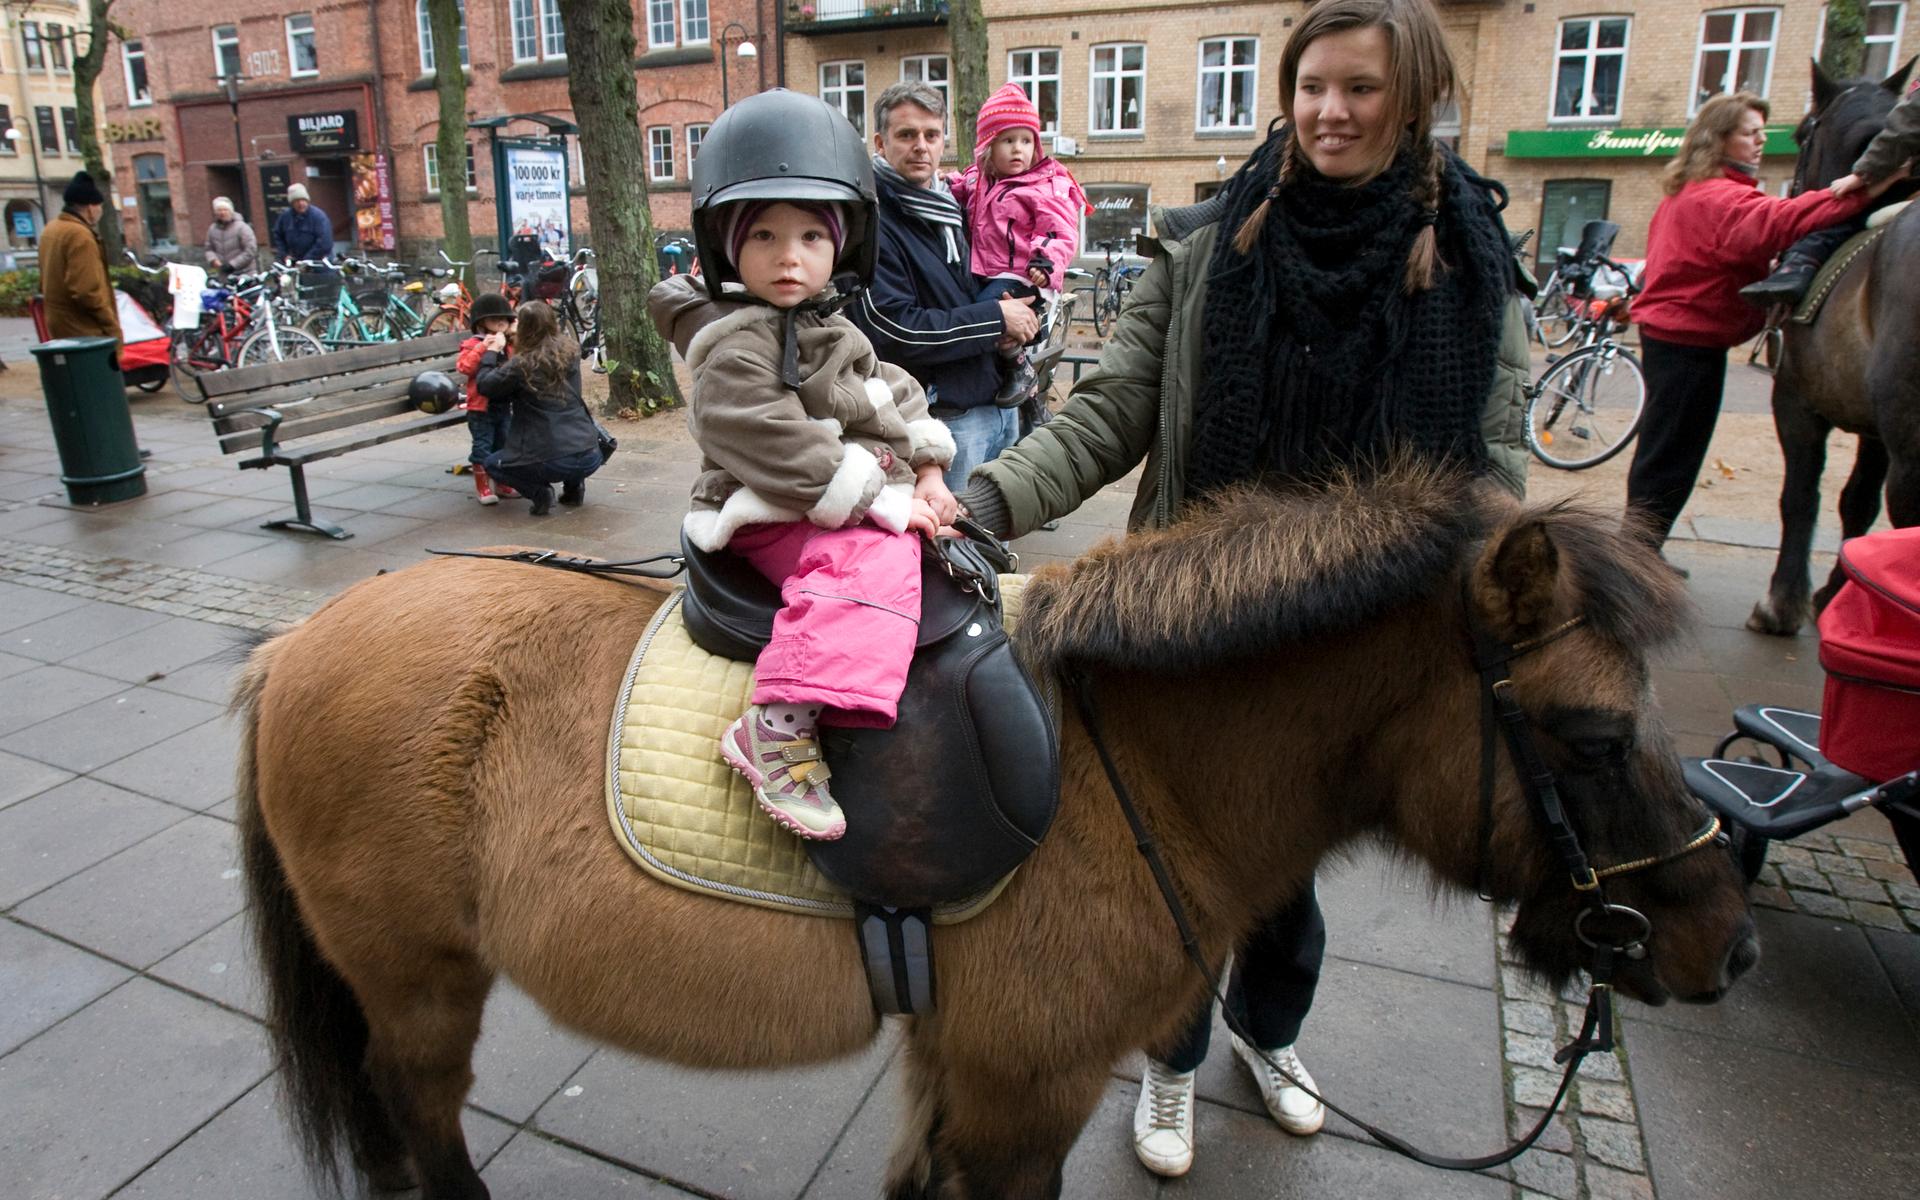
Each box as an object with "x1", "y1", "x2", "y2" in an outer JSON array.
[{"x1": 2, "y1": 381, "x2": 1915, "y2": 1199}]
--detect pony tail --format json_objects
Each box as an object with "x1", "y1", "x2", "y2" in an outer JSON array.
[
  {"x1": 1403, "y1": 138, "x2": 1445, "y2": 294},
  {"x1": 1232, "y1": 131, "x2": 1299, "y2": 255}
]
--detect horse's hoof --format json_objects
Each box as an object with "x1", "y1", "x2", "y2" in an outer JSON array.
[{"x1": 1745, "y1": 601, "x2": 1804, "y2": 637}]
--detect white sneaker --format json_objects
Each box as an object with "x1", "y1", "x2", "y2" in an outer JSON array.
[
  {"x1": 1131, "y1": 1058, "x2": 1196, "y2": 1177},
  {"x1": 1229, "y1": 1033, "x2": 1325, "y2": 1135}
]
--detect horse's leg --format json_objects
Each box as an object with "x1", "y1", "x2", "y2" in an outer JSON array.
[
  {"x1": 928, "y1": 1050, "x2": 1110, "y2": 1199},
  {"x1": 1814, "y1": 437, "x2": 1890, "y2": 612},
  {"x1": 1749, "y1": 380, "x2": 1831, "y2": 635},
  {"x1": 884, "y1": 1032, "x2": 947, "y2": 1200}
]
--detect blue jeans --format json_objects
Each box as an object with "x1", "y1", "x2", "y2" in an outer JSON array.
[
  {"x1": 939, "y1": 404, "x2": 1021, "y2": 493},
  {"x1": 483, "y1": 447, "x2": 604, "y2": 504},
  {"x1": 467, "y1": 408, "x2": 512, "y2": 467}
]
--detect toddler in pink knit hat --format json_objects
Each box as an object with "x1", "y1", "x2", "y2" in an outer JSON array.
[{"x1": 949, "y1": 82, "x2": 1091, "y2": 404}]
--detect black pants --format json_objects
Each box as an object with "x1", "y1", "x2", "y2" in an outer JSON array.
[
  {"x1": 1161, "y1": 887, "x2": 1325, "y2": 1072},
  {"x1": 1781, "y1": 216, "x2": 1867, "y2": 267},
  {"x1": 1623, "y1": 336, "x2": 1731, "y2": 548}
]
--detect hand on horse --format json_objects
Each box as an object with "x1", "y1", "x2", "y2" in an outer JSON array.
[
  {"x1": 1841, "y1": 161, "x2": 1913, "y2": 199},
  {"x1": 914, "y1": 464, "x2": 959, "y2": 527}
]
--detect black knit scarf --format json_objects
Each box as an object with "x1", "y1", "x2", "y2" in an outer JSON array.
[{"x1": 1188, "y1": 131, "x2": 1514, "y2": 500}]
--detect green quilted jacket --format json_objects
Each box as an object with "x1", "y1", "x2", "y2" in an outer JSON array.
[{"x1": 971, "y1": 197, "x2": 1533, "y2": 537}]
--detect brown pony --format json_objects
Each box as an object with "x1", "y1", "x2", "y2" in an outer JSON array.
[{"x1": 236, "y1": 463, "x2": 1756, "y2": 1200}]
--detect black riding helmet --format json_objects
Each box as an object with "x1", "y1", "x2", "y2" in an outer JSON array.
[
  {"x1": 691, "y1": 89, "x2": 877, "y2": 301},
  {"x1": 469, "y1": 292, "x2": 514, "y2": 331}
]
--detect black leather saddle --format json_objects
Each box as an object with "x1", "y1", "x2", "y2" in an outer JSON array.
[{"x1": 679, "y1": 528, "x2": 1060, "y2": 910}]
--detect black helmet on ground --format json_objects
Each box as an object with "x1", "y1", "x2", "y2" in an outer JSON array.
[
  {"x1": 690, "y1": 89, "x2": 877, "y2": 301},
  {"x1": 409, "y1": 370, "x2": 461, "y2": 414}
]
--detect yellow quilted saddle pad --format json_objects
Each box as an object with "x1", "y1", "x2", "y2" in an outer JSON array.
[{"x1": 605, "y1": 576, "x2": 1034, "y2": 922}]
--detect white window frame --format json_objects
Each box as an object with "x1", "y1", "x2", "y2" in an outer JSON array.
[
  {"x1": 682, "y1": 0, "x2": 710, "y2": 46},
  {"x1": 122, "y1": 41, "x2": 152, "y2": 106},
  {"x1": 686, "y1": 122, "x2": 709, "y2": 171},
  {"x1": 21, "y1": 22, "x2": 42, "y2": 72},
  {"x1": 1816, "y1": 2, "x2": 1909, "y2": 80},
  {"x1": 647, "y1": 0, "x2": 676, "y2": 49},
  {"x1": 901, "y1": 54, "x2": 950, "y2": 129},
  {"x1": 286, "y1": 14, "x2": 319, "y2": 78},
  {"x1": 1008, "y1": 48, "x2": 1062, "y2": 137},
  {"x1": 1550, "y1": 16, "x2": 1631, "y2": 123},
  {"x1": 1691, "y1": 7, "x2": 1782, "y2": 114},
  {"x1": 417, "y1": 0, "x2": 471, "y2": 73},
  {"x1": 647, "y1": 126, "x2": 675, "y2": 182},
  {"x1": 542, "y1": 0, "x2": 566, "y2": 59},
  {"x1": 1090, "y1": 43, "x2": 1146, "y2": 135},
  {"x1": 1195, "y1": 36, "x2": 1258, "y2": 133},
  {"x1": 48, "y1": 23, "x2": 69, "y2": 74},
  {"x1": 820, "y1": 60, "x2": 867, "y2": 136},
  {"x1": 212, "y1": 25, "x2": 241, "y2": 80},
  {"x1": 423, "y1": 141, "x2": 478, "y2": 195}
]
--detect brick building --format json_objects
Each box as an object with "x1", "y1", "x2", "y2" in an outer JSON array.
[
  {"x1": 782, "y1": 0, "x2": 1916, "y2": 268},
  {"x1": 97, "y1": 0, "x2": 776, "y2": 264},
  {"x1": 2, "y1": 2, "x2": 102, "y2": 259}
]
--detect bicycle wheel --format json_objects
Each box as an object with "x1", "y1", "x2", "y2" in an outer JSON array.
[
  {"x1": 1534, "y1": 286, "x2": 1580, "y2": 348},
  {"x1": 237, "y1": 326, "x2": 327, "y2": 367},
  {"x1": 170, "y1": 326, "x2": 222, "y2": 402},
  {"x1": 299, "y1": 309, "x2": 340, "y2": 341},
  {"x1": 1526, "y1": 343, "x2": 1646, "y2": 470},
  {"x1": 1091, "y1": 272, "x2": 1113, "y2": 337},
  {"x1": 424, "y1": 307, "x2": 463, "y2": 336}
]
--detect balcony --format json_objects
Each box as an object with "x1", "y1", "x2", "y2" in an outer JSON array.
[{"x1": 787, "y1": 0, "x2": 948, "y2": 36}]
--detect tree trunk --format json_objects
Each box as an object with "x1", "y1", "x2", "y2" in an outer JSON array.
[
  {"x1": 1820, "y1": 0, "x2": 1867, "y2": 79},
  {"x1": 75, "y1": 0, "x2": 123, "y2": 260},
  {"x1": 556, "y1": 0, "x2": 682, "y2": 415},
  {"x1": 947, "y1": 0, "x2": 989, "y2": 166},
  {"x1": 428, "y1": 0, "x2": 473, "y2": 263}
]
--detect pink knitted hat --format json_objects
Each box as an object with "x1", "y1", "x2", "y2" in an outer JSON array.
[
  {"x1": 975, "y1": 83, "x2": 1043, "y2": 157},
  {"x1": 724, "y1": 200, "x2": 846, "y2": 268}
]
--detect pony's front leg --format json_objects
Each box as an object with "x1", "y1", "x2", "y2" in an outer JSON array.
[
  {"x1": 929, "y1": 1057, "x2": 1110, "y2": 1200},
  {"x1": 1750, "y1": 385, "x2": 1830, "y2": 635}
]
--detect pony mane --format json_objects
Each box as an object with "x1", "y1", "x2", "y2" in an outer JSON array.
[{"x1": 1015, "y1": 462, "x2": 1691, "y2": 676}]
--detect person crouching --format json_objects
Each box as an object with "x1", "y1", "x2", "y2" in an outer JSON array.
[{"x1": 474, "y1": 302, "x2": 603, "y2": 515}]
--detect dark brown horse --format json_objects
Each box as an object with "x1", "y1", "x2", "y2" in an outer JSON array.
[
  {"x1": 236, "y1": 464, "x2": 1756, "y2": 1199},
  {"x1": 1749, "y1": 59, "x2": 1920, "y2": 635}
]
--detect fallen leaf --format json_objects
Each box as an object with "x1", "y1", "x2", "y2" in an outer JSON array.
[{"x1": 1713, "y1": 458, "x2": 1737, "y2": 479}]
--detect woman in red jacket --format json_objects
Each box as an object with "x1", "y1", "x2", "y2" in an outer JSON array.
[{"x1": 1624, "y1": 91, "x2": 1903, "y2": 559}]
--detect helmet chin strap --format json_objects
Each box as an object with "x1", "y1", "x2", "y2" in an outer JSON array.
[{"x1": 775, "y1": 272, "x2": 865, "y2": 388}]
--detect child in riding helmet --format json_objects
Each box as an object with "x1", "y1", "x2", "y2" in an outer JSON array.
[
  {"x1": 648, "y1": 90, "x2": 958, "y2": 842},
  {"x1": 948, "y1": 83, "x2": 1090, "y2": 404},
  {"x1": 455, "y1": 293, "x2": 518, "y2": 504}
]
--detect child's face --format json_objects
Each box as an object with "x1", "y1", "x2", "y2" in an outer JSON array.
[
  {"x1": 735, "y1": 203, "x2": 838, "y2": 308},
  {"x1": 477, "y1": 317, "x2": 512, "y2": 338},
  {"x1": 988, "y1": 129, "x2": 1037, "y2": 178}
]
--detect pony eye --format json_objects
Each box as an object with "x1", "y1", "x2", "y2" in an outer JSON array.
[{"x1": 1569, "y1": 737, "x2": 1628, "y2": 765}]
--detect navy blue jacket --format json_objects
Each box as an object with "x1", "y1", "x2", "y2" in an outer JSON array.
[
  {"x1": 272, "y1": 204, "x2": 334, "y2": 263},
  {"x1": 852, "y1": 182, "x2": 1007, "y2": 411}
]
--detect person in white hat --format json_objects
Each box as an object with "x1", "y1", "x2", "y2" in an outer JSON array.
[
  {"x1": 271, "y1": 182, "x2": 334, "y2": 265},
  {"x1": 204, "y1": 196, "x2": 258, "y2": 274}
]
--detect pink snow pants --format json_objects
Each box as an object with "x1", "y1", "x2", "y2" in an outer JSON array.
[{"x1": 728, "y1": 520, "x2": 922, "y2": 728}]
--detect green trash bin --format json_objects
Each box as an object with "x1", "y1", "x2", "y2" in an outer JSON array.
[{"x1": 32, "y1": 336, "x2": 146, "y2": 505}]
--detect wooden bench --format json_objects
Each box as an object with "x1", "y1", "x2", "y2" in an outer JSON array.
[{"x1": 199, "y1": 333, "x2": 466, "y2": 539}]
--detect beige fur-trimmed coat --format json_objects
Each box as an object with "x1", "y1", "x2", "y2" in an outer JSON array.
[{"x1": 650, "y1": 275, "x2": 956, "y2": 552}]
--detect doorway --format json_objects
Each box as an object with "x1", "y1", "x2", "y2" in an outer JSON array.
[
  {"x1": 302, "y1": 158, "x2": 352, "y2": 255},
  {"x1": 1537, "y1": 179, "x2": 1611, "y2": 278}
]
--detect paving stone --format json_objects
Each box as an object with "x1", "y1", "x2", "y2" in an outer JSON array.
[
  {"x1": 91, "y1": 716, "x2": 239, "y2": 811},
  {"x1": 1836, "y1": 836, "x2": 1897, "y2": 862},
  {"x1": 1797, "y1": 831, "x2": 1839, "y2": 854},
  {"x1": 1865, "y1": 860, "x2": 1913, "y2": 883},
  {"x1": 1502, "y1": 964, "x2": 1557, "y2": 1003},
  {"x1": 1887, "y1": 881, "x2": 1920, "y2": 908},
  {"x1": 0, "y1": 748, "x2": 72, "y2": 810},
  {"x1": 1503, "y1": 998, "x2": 1557, "y2": 1037},
  {"x1": 1777, "y1": 863, "x2": 1829, "y2": 892},
  {"x1": 0, "y1": 777, "x2": 187, "y2": 906},
  {"x1": 0, "y1": 581, "x2": 88, "y2": 633},
  {"x1": 1579, "y1": 1114, "x2": 1647, "y2": 1171},
  {"x1": 1812, "y1": 850, "x2": 1866, "y2": 877},
  {"x1": 1315, "y1": 848, "x2": 1495, "y2": 987},
  {"x1": 4, "y1": 599, "x2": 172, "y2": 662},
  {"x1": 1586, "y1": 1162, "x2": 1657, "y2": 1200},
  {"x1": 1831, "y1": 874, "x2": 1890, "y2": 903},
  {"x1": 1748, "y1": 883, "x2": 1794, "y2": 910},
  {"x1": 0, "y1": 663, "x2": 130, "y2": 736},
  {"x1": 1792, "y1": 889, "x2": 1850, "y2": 919},
  {"x1": 1508, "y1": 1147, "x2": 1576, "y2": 1198},
  {"x1": 481, "y1": 1131, "x2": 696, "y2": 1196},
  {"x1": 1577, "y1": 1051, "x2": 1625, "y2": 1084},
  {"x1": 1579, "y1": 1079, "x2": 1637, "y2": 1123},
  {"x1": 1848, "y1": 901, "x2": 1907, "y2": 930},
  {"x1": 467, "y1": 980, "x2": 600, "y2": 1123},
  {"x1": 1511, "y1": 1067, "x2": 1564, "y2": 1108},
  {"x1": 1509, "y1": 1104, "x2": 1573, "y2": 1154},
  {"x1": 0, "y1": 682, "x2": 225, "y2": 774},
  {"x1": 1770, "y1": 844, "x2": 1815, "y2": 868},
  {"x1": 149, "y1": 913, "x2": 265, "y2": 1019},
  {"x1": 0, "y1": 977, "x2": 271, "y2": 1200},
  {"x1": 59, "y1": 615, "x2": 246, "y2": 684},
  {"x1": 13, "y1": 815, "x2": 243, "y2": 967},
  {"x1": 1505, "y1": 1030, "x2": 1559, "y2": 1071},
  {"x1": 0, "y1": 919, "x2": 130, "y2": 1054}
]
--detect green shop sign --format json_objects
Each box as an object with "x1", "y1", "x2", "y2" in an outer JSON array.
[{"x1": 1503, "y1": 126, "x2": 1798, "y2": 158}]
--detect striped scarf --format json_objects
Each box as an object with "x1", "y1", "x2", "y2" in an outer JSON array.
[{"x1": 872, "y1": 154, "x2": 968, "y2": 265}]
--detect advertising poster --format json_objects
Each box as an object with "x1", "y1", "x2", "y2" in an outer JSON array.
[
  {"x1": 260, "y1": 163, "x2": 293, "y2": 229},
  {"x1": 351, "y1": 152, "x2": 396, "y2": 251},
  {"x1": 500, "y1": 141, "x2": 570, "y2": 262}
]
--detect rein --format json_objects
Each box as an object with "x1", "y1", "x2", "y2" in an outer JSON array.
[
  {"x1": 425, "y1": 547, "x2": 688, "y2": 581},
  {"x1": 1066, "y1": 604, "x2": 1725, "y2": 1173}
]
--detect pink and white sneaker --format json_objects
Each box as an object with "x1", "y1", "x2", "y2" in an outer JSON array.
[{"x1": 720, "y1": 706, "x2": 847, "y2": 840}]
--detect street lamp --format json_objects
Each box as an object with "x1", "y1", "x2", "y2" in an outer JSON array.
[
  {"x1": 717, "y1": 22, "x2": 759, "y2": 110},
  {"x1": 218, "y1": 72, "x2": 252, "y2": 223},
  {"x1": 3, "y1": 120, "x2": 48, "y2": 235}
]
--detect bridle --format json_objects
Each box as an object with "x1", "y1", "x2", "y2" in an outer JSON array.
[{"x1": 1069, "y1": 597, "x2": 1727, "y2": 1172}]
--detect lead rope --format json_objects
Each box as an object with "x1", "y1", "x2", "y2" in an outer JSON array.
[{"x1": 1066, "y1": 669, "x2": 1610, "y2": 1173}]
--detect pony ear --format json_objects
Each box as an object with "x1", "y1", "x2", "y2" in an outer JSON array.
[
  {"x1": 1883, "y1": 55, "x2": 1916, "y2": 95},
  {"x1": 1811, "y1": 58, "x2": 1841, "y2": 111},
  {"x1": 1470, "y1": 519, "x2": 1561, "y2": 640}
]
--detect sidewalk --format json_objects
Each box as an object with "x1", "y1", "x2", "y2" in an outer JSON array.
[{"x1": 0, "y1": 370, "x2": 1914, "y2": 1199}]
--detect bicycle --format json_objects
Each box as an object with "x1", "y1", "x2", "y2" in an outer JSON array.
[
  {"x1": 1522, "y1": 254, "x2": 1647, "y2": 470},
  {"x1": 554, "y1": 247, "x2": 602, "y2": 365},
  {"x1": 299, "y1": 258, "x2": 404, "y2": 348},
  {"x1": 161, "y1": 265, "x2": 325, "y2": 401},
  {"x1": 423, "y1": 248, "x2": 498, "y2": 334},
  {"x1": 1087, "y1": 238, "x2": 1147, "y2": 337}
]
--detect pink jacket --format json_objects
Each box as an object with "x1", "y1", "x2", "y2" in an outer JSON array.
[{"x1": 948, "y1": 155, "x2": 1089, "y2": 291}]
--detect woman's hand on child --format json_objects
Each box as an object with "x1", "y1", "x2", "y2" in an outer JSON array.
[
  {"x1": 483, "y1": 332, "x2": 508, "y2": 353},
  {"x1": 1829, "y1": 173, "x2": 1866, "y2": 198},
  {"x1": 913, "y1": 467, "x2": 959, "y2": 525}
]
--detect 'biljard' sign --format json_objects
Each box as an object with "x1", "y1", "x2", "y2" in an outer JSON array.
[{"x1": 288, "y1": 111, "x2": 360, "y2": 155}]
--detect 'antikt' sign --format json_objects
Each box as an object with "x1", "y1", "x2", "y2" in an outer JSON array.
[{"x1": 1504, "y1": 125, "x2": 1796, "y2": 158}]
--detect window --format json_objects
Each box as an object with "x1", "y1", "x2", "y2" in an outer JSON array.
[
  {"x1": 417, "y1": 1, "x2": 470, "y2": 72},
  {"x1": 1197, "y1": 37, "x2": 1258, "y2": 132},
  {"x1": 47, "y1": 24, "x2": 68, "y2": 73},
  {"x1": 287, "y1": 15, "x2": 318, "y2": 77},
  {"x1": 686, "y1": 122, "x2": 709, "y2": 169},
  {"x1": 123, "y1": 41, "x2": 152, "y2": 105},
  {"x1": 423, "y1": 141, "x2": 478, "y2": 193},
  {"x1": 21, "y1": 22, "x2": 43, "y2": 71},
  {"x1": 901, "y1": 55, "x2": 949, "y2": 126},
  {"x1": 1693, "y1": 8, "x2": 1779, "y2": 111},
  {"x1": 0, "y1": 105, "x2": 13, "y2": 155},
  {"x1": 647, "y1": 0, "x2": 675, "y2": 48},
  {"x1": 1432, "y1": 97, "x2": 1462, "y2": 152},
  {"x1": 35, "y1": 106, "x2": 58, "y2": 155},
  {"x1": 1084, "y1": 182, "x2": 1150, "y2": 247},
  {"x1": 135, "y1": 155, "x2": 174, "y2": 246},
  {"x1": 542, "y1": 0, "x2": 566, "y2": 57},
  {"x1": 1008, "y1": 49, "x2": 1061, "y2": 135},
  {"x1": 682, "y1": 0, "x2": 709, "y2": 44},
  {"x1": 1553, "y1": 17, "x2": 1630, "y2": 121},
  {"x1": 820, "y1": 60, "x2": 866, "y2": 136},
  {"x1": 61, "y1": 108, "x2": 78, "y2": 155},
  {"x1": 511, "y1": 0, "x2": 564, "y2": 61},
  {"x1": 1091, "y1": 43, "x2": 1146, "y2": 134},
  {"x1": 1817, "y1": 2, "x2": 1909, "y2": 80},
  {"x1": 213, "y1": 25, "x2": 241, "y2": 80},
  {"x1": 648, "y1": 127, "x2": 674, "y2": 181}
]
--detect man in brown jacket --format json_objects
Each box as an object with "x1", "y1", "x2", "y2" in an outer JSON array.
[{"x1": 41, "y1": 171, "x2": 122, "y2": 345}]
